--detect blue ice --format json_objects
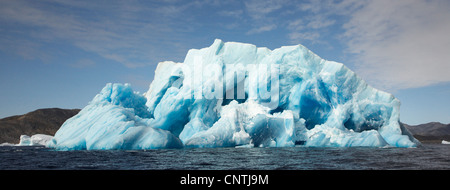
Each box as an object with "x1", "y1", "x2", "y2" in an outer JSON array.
[{"x1": 47, "y1": 39, "x2": 418, "y2": 150}]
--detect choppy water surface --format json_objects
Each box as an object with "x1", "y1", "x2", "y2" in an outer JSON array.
[{"x1": 1, "y1": 144, "x2": 449, "y2": 170}]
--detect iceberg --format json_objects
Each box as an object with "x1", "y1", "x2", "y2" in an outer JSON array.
[
  {"x1": 18, "y1": 134, "x2": 53, "y2": 146},
  {"x1": 47, "y1": 83, "x2": 183, "y2": 150},
  {"x1": 47, "y1": 39, "x2": 418, "y2": 150},
  {"x1": 0, "y1": 134, "x2": 53, "y2": 146}
]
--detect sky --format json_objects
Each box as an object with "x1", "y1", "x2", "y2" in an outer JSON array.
[{"x1": 0, "y1": 0, "x2": 449, "y2": 125}]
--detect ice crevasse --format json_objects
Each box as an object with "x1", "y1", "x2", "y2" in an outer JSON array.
[{"x1": 47, "y1": 39, "x2": 419, "y2": 150}]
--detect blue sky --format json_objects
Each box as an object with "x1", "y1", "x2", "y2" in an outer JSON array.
[{"x1": 1, "y1": 0, "x2": 449, "y2": 125}]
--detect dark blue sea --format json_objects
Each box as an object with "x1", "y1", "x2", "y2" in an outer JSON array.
[{"x1": 1, "y1": 144, "x2": 449, "y2": 170}]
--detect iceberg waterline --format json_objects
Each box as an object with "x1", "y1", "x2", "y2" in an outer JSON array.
[{"x1": 47, "y1": 39, "x2": 419, "y2": 150}]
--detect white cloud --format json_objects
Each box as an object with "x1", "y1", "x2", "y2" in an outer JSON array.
[
  {"x1": 218, "y1": 10, "x2": 243, "y2": 18},
  {"x1": 297, "y1": 0, "x2": 364, "y2": 15},
  {"x1": 306, "y1": 16, "x2": 335, "y2": 29},
  {"x1": 290, "y1": 0, "x2": 450, "y2": 91},
  {"x1": 0, "y1": 0, "x2": 198, "y2": 68},
  {"x1": 3, "y1": 0, "x2": 449, "y2": 92},
  {"x1": 246, "y1": 24, "x2": 277, "y2": 35},
  {"x1": 244, "y1": 0, "x2": 285, "y2": 20},
  {"x1": 286, "y1": 0, "x2": 340, "y2": 44},
  {"x1": 286, "y1": 16, "x2": 334, "y2": 43},
  {"x1": 244, "y1": 0, "x2": 287, "y2": 35},
  {"x1": 287, "y1": 18, "x2": 304, "y2": 31},
  {"x1": 288, "y1": 32, "x2": 320, "y2": 42},
  {"x1": 342, "y1": 0, "x2": 450, "y2": 91}
]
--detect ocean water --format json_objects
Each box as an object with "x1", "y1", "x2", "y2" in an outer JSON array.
[{"x1": 1, "y1": 144, "x2": 449, "y2": 170}]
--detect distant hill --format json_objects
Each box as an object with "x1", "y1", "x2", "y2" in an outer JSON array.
[
  {"x1": 0, "y1": 108, "x2": 80, "y2": 144},
  {"x1": 402, "y1": 122, "x2": 450, "y2": 143}
]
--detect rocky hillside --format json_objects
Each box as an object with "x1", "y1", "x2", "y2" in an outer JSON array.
[
  {"x1": 402, "y1": 122, "x2": 450, "y2": 143},
  {"x1": 0, "y1": 108, "x2": 80, "y2": 144}
]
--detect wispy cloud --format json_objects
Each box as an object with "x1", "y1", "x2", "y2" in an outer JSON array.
[
  {"x1": 306, "y1": 16, "x2": 335, "y2": 29},
  {"x1": 243, "y1": 0, "x2": 287, "y2": 34},
  {"x1": 0, "y1": 0, "x2": 203, "y2": 68},
  {"x1": 218, "y1": 10, "x2": 244, "y2": 18},
  {"x1": 244, "y1": 0, "x2": 285, "y2": 20},
  {"x1": 285, "y1": 0, "x2": 341, "y2": 44},
  {"x1": 246, "y1": 24, "x2": 277, "y2": 35},
  {"x1": 341, "y1": 0, "x2": 450, "y2": 91},
  {"x1": 288, "y1": 32, "x2": 320, "y2": 42},
  {"x1": 285, "y1": 0, "x2": 450, "y2": 91},
  {"x1": 2, "y1": 0, "x2": 449, "y2": 92}
]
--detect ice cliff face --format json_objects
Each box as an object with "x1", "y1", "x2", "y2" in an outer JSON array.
[{"x1": 47, "y1": 39, "x2": 418, "y2": 150}]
